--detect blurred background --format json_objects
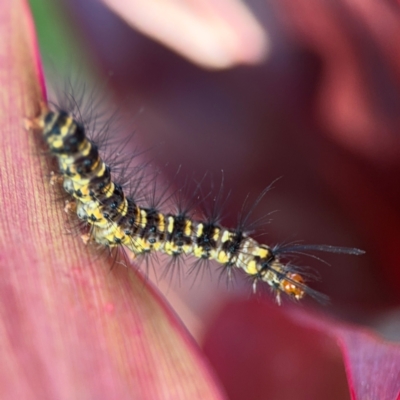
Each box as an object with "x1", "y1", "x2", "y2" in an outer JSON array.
[{"x1": 29, "y1": 0, "x2": 400, "y2": 398}]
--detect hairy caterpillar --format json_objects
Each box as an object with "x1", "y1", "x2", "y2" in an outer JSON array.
[{"x1": 26, "y1": 98, "x2": 364, "y2": 305}]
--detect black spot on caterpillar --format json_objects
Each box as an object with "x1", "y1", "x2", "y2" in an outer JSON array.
[{"x1": 26, "y1": 88, "x2": 365, "y2": 305}]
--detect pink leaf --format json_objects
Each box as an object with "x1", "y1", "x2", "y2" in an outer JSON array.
[
  {"x1": 101, "y1": 0, "x2": 269, "y2": 69},
  {"x1": 337, "y1": 329, "x2": 400, "y2": 400},
  {"x1": 0, "y1": 1, "x2": 226, "y2": 398}
]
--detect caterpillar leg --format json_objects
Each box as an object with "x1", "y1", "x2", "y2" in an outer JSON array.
[
  {"x1": 24, "y1": 101, "x2": 49, "y2": 131},
  {"x1": 64, "y1": 200, "x2": 77, "y2": 214},
  {"x1": 81, "y1": 233, "x2": 92, "y2": 245},
  {"x1": 50, "y1": 171, "x2": 64, "y2": 186}
]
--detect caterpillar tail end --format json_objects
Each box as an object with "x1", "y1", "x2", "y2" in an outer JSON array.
[
  {"x1": 279, "y1": 272, "x2": 306, "y2": 301},
  {"x1": 270, "y1": 272, "x2": 306, "y2": 306}
]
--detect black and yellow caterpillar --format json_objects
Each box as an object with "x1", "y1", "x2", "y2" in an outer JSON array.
[{"x1": 27, "y1": 103, "x2": 364, "y2": 304}]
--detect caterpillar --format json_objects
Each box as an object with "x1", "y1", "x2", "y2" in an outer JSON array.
[{"x1": 26, "y1": 99, "x2": 364, "y2": 305}]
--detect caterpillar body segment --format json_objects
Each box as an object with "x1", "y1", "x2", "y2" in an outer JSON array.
[{"x1": 28, "y1": 104, "x2": 364, "y2": 303}]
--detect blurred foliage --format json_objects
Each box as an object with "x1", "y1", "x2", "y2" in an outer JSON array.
[{"x1": 29, "y1": 0, "x2": 91, "y2": 74}]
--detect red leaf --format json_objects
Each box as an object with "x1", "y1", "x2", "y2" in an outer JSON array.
[{"x1": 203, "y1": 300, "x2": 400, "y2": 400}]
